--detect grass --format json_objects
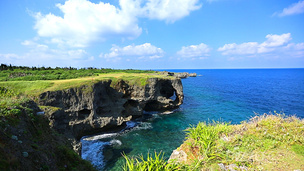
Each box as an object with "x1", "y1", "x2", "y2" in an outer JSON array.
[
  {"x1": 0, "y1": 64, "x2": 156, "y2": 81},
  {"x1": 0, "y1": 64, "x2": 172, "y2": 98},
  {"x1": 122, "y1": 152, "x2": 180, "y2": 171},
  {"x1": 0, "y1": 72, "x2": 172, "y2": 98},
  {"x1": 122, "y1": 113, "x2": 304, "y2": 170},
  {"x1": 0, "y1": 96, "x2": 31, "y2": 126},
  {"x1": 0, "y1": 90, "x2": 96, "y2": 170}
]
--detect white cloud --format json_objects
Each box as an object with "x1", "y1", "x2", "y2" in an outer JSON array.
[
  {"x1": 141, "y1": 0, "x2": 202, "y2": 23},
  {"x1": 275, "y1": 0, "x2": 304, "y2": 17},
  {"x1": 1, "y1": 39, "x2": 92, "y2": 67},
  {"x1": 218, "y1": 33, "x2": 294, "y2": 56},
  {"x1": 218, "y1": 42, "x2": 259, "y2": 55},
  {"x1": 34, "y1": 0, "x2": 142, "y2": 48},
  {"x1": 0, "y1": 54, "x2": 21, "y2": 61},
  {"x1": 260, "y1": 33, "x2": 292, "y2": 47},
  {"x1": 218, "y1": 33, "x2": 304, "y2": 59},
  {"x1": 283, "y1": 43, "x2": 304, "y2": 58},
  {"x1": 177, "y1": 43, "x2": 211, "y2": 58},
  {"x1": 32, "y1": 0, "x2": 202, "y2": 48},
  {"x1": 100, "y1": 43, "x2": 164, "y2": 61}
]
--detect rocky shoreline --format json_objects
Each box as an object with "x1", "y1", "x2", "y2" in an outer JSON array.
[
  {"x1": 159, "y1": 71, "x2": 197, "y2": 78},
  {"x1": 0, "y1": 71, "x2": 197, "y2": 170},
  {"x1": 38, "y1": 74, "x2": 191, "y2": 154}
]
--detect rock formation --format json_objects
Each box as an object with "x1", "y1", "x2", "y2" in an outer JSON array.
[
  {"x1": 38, "y1": 78, "x2": 183, "y2": 154},
  {"x1": 159, "y1": 71, "x2": 197, "y2": 78}
]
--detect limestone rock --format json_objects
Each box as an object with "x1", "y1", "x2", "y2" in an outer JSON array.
[
  {"x1": 39, "y1": 78, "x2": 184, "y2": 154},
  {"x1": 168, "y1": 149, "x2": 187, "y2": 164},
  {"x1": 159, "y1": 71, "x2": 197, "y2": 78}
]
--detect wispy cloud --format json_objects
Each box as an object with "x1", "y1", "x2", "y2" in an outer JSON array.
[
  {"x1": 177, "y1": 43, "x2": 211, "y2": 59},
  {"x1": 218, "y1": 33, "x2": 304, "y2": 58},
  {"x1": 274, "y1": 0, "x2": 304, "y2": 17},
  {"x1": 1, "y1": 39, "x2": 93, "y2": 67},
  {"x1": 100, "y1": 43, "x2": 164, "y2": 62}
]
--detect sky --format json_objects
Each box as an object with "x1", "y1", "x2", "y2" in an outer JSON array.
[{"x1": 1, "y1": 0, "x2": 304, "y2": 69}]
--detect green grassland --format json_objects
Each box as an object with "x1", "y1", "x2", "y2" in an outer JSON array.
[
  {"x1": 123, "y1": 114, "x2": 304, "y2": 170},
  {"x1": 0, "y1": 64, "x2": 155, "y2": 81},
  {"x1": 0, "y1": 65, "x2": 171, "y2": 170},
  {"x1": 0, "y1": 64, "x2": 171, "y2": 97}
]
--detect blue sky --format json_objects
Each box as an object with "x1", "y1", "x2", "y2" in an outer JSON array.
[{"x1": 1, "y1": 0, "x2": 304, "y2": 69}]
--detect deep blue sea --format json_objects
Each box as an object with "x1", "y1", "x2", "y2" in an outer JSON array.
[{"x1": 81, "y1": 69, "x2": 304, "y2": 170}]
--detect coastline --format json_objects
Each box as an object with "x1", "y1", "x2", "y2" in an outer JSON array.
[
  {"x1": 0, "y1": 68, "x2": 195, "y2": 170},
  {"x1": 2, "y1": 68, "x2": 304, "y2": 170}
]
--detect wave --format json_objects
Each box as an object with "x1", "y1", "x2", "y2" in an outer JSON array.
[
  {"x1": 110, "y1": 139, "x2": 122, "y2": 146},
  {"x1": 160, "y1": 111, "x2": 174, "y2": 115},
  {"x1": 134, "y1": 122, "x2": 153, "y2": 130},
  {"x1": 81, "y1": 140, "x2": 109, "y2": 170},
  {"x1": 83, "y1": 133, "x2": 119, "y2": 141}
]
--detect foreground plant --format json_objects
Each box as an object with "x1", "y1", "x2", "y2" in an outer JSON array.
[
  {"x1": 122, "y1": 152, "x2": 181, "y2": 171},
  {"x1": 122, "y1": 113, "x2": 304, "y2": 170},
  {"x1": 181, "y1": 113, "x2": 304, "y2": 170}
]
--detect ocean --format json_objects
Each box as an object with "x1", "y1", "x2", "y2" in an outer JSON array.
[{"x1": 81, "y1": 69, "x2": 304, "y2": 170}]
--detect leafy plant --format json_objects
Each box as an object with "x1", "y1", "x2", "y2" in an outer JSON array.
[
  {"x1": 122, "y1": 152, "x2": 180, "y2": 171},
  {"x1": 292, "y1": 144, "x2": 304, "y2": 156},
  {"x1": 185, "y1": 122, "x2": 230, "y2": 160}
]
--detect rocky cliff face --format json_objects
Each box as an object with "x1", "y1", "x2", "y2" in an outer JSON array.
[{"x1": 38, "y1": 78, "x2": 183, "y2": 153}]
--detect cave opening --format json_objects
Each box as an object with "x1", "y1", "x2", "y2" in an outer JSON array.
[
  {"x1": 78, "y1": 109, "x2": 91, "y2": 120},
  {"x1": 143, "y1": 100, "x2": 160, "y2": 111},
  {"x1": 160, "y1": 81, "x2": 174, "y2": 98}
]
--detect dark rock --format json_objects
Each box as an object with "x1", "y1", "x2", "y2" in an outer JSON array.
[
  {"x1": 39, "y1": 78, "x2": 184, "y2": 154},
  {"x1": 22, "y1": 152, "x2": 29, "y2": 158}
]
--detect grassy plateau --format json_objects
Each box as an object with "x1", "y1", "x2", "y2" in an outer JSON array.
[
  {"x1": 0, "y1": 64, "x2": 172, "y2": 97},
  {"x1": 0, "y1": 64, "x2": 171, "y2": 170}
]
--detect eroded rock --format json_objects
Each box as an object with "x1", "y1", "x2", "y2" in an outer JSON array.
[
  {"x1": 39, "y1": 78, "x2": 184, "y2": 154},
  {"x1": 168, "y1": 149, "x2": 188, "y2": 164}
]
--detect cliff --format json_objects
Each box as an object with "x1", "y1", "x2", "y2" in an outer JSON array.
[
  {"x1": 38, "y1": 77, "x2": 184, "y2": 153},
  {"x1": 0, "y1": 99, "x2": 96, "y2": 171}
]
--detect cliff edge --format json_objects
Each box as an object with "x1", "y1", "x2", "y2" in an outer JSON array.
[{"x1": 38, "y1": 77, "x2": 184, "y2": 153}]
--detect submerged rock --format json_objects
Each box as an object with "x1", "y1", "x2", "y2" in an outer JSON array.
[
  {"x1": 11, "y1": 135, "x2": 18, "y2": 140},
  {"x1": 22, "y1": 152, "x2": 28, "y2": 157}
]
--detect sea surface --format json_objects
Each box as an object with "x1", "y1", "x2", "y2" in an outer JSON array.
[{"x1": 81, "y1": 69, "x2": 304, "y2": 170}]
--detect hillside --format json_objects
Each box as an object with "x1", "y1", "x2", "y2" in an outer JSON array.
[
  {"x1": 0, "y1": 65, "x2": 184, "y2": 170},
  {"x1": 122, "y1": 114, "x2": 304, "y2": 170},
  {"x1": 0, "y1": 96, "x2": 97, "y2": 170},
  {"x1": 0, "y1": 64, "x2": 168, "y2": 98}
]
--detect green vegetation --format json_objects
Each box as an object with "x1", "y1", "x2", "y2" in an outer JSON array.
[
  {"x1": 0, "y1": 96, "x2": 30, "y2": 126},
  {"x1": 122, "y1": 152, "x2": 180, "y2": 171},
  {"x1": 122, "y1": 113, "x2": 304, "y2": 170},
  {"x1": 1, "y1": 64, "x2": 174, "y2": 170},
  {"x1": 0, "y1": 64, "x2": 170, "y2": 97},
  {"x1": 0, "y1": 63, "x2": 155, "y2": 81},
  {"x1": 0, "y1": 78, "x2": 96, "y2": 170},
  {"x1": 0, "y1": 95, "x2": 96, "y2": 170}
]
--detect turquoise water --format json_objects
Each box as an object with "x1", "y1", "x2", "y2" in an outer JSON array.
[{"x1": 82, "y1": 69, "x2": 304, "y2": 170}]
